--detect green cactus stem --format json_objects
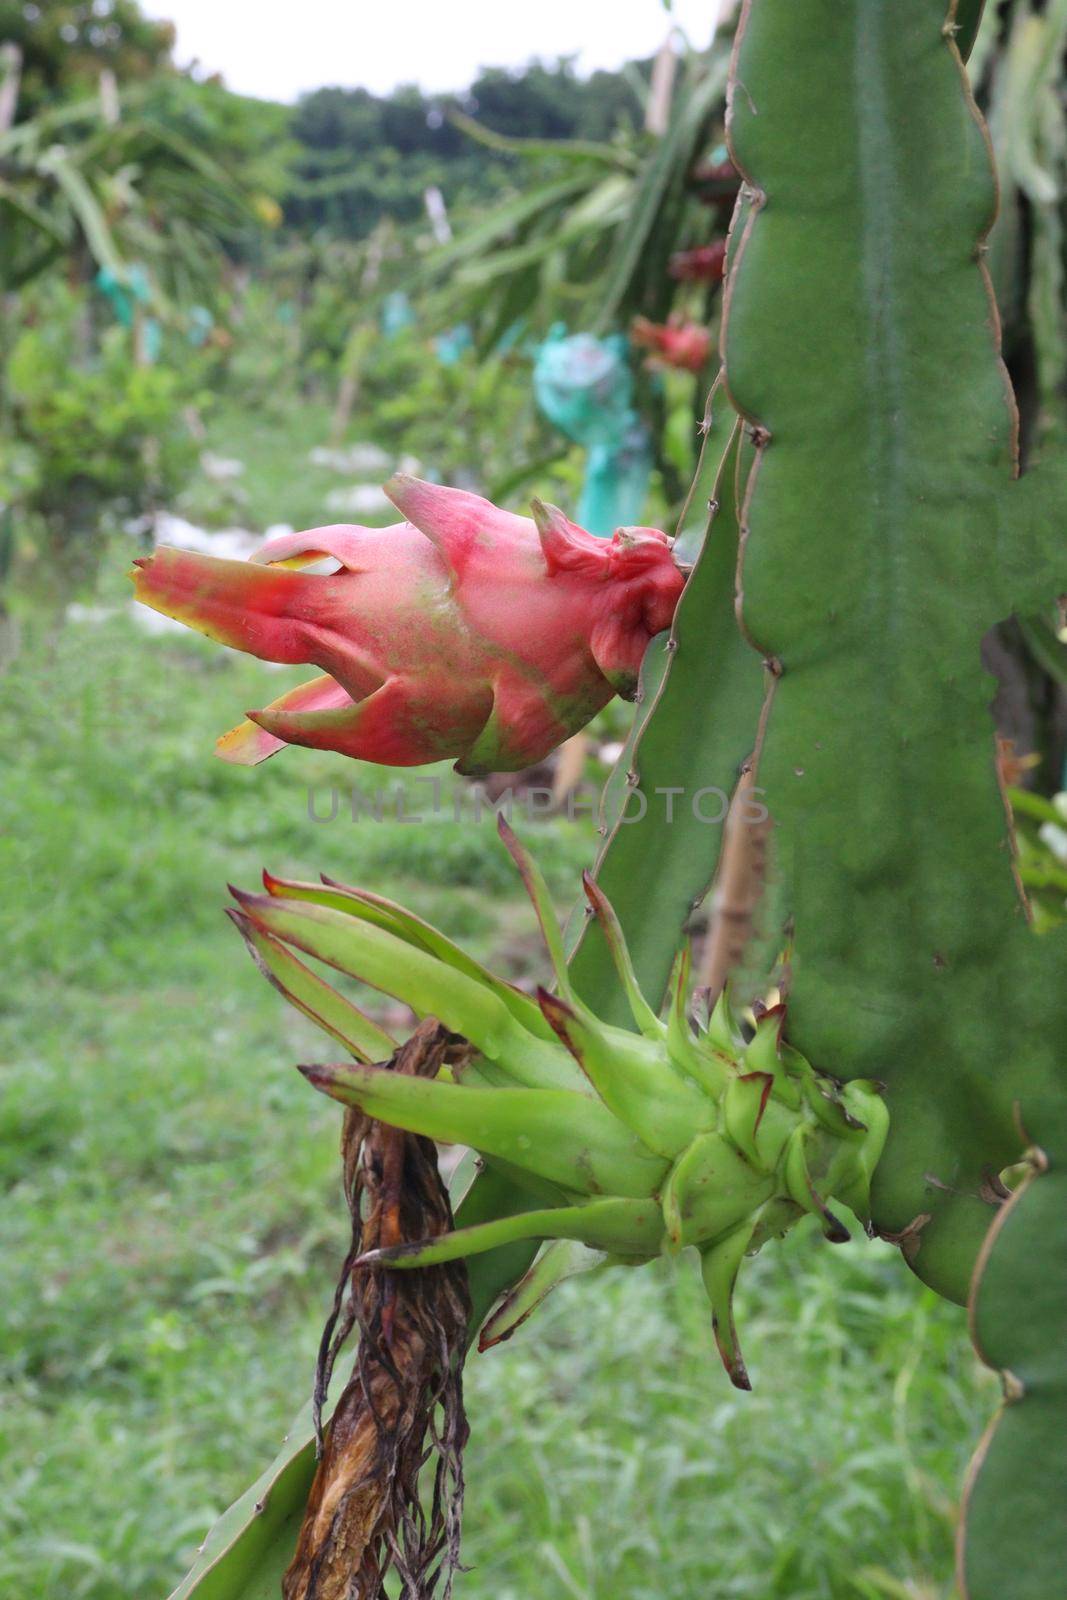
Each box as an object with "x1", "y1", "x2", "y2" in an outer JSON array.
[{"x1": 715, "y1": 3, "x2": 1067, "y2": 1594}]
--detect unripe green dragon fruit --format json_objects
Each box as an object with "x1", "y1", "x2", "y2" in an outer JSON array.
[{"x1": 229, "y1": 820, "x2": 888, "y2": 1388}]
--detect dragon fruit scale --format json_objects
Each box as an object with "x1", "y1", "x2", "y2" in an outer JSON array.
[{"x1": 130, "y1": 476, "x2": 686, "y2": 774}]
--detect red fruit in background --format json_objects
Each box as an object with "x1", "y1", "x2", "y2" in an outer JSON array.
[
  {"x1": 668, "y1": 241, "x2": 727, "y2": 284},
  {"x1": 691, "y1": 156, "x2": 742, "y2": 214},
  {"x1": 129, "y1": 476, "x2": 686, "y2": 774},
  {"x1": 631, "y1": 316, "x2": 713, "y2": 375}
]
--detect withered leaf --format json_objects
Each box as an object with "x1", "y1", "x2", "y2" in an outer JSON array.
[{"x1": 284, "y1": 1020, "x2": 472, "y2": 1600}]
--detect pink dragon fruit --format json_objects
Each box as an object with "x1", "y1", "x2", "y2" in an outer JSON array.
[
  {"x1": 129, "y1": 475, "x2": 685, "y2": 773},
  {"x1": 668, "y1": 241, "x2": 727, "y2": 284},
  {"x1": 631, "y1": 315, "x2": 713, "y2": 375}
]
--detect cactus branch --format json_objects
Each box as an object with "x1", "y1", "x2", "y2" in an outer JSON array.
[{"x1": 720, "y1": 3, "x2": 1067, "y2": 1592}]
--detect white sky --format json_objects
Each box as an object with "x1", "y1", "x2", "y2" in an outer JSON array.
[{"x1": 143, "y1": 0, "x2": 730, "y2": 104}]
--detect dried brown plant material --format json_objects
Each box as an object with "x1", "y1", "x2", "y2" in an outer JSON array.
[{"x1": 283, "y1": 1021, "x2": 472, "y2": 1600}]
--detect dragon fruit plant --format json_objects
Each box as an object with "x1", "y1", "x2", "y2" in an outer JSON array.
[
  {"x1": 131, "y1": 476, "x2": 685, "y2": 773},
  {"x1": 228, "y1": 818, "x2": 888, "y2": 1389},
  {"x1": 166, "y1": 3, "x2": 1067, "y2": 1598}
]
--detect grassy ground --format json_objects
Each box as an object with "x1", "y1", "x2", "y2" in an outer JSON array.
[
  {"x1": 175, "y1": 397, "x2": 389, "y2": 535},
  {"x1": 1, "y1": 516, "x2": 994, "y2": 1598}
]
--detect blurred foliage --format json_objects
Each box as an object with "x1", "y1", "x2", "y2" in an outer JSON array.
[
  {"x1": 284, "y1": 61, "x2": 645, "y2": 239},
  {"x1": 341, "y1": 326, "x2": 551, "y2": 477},
  {"x1": 975, "y1": 0, "x2": 1067, "y2": 452},
  {"x1": 0, "y1": 0, "x2": 738, "y2": 581},
  {"x1": 406, "y1": 52, "x2": 734, "y2": 348},
  {"x1": 1010, "y1": 785, "x2": 1067, "y2": 930},
  {"x1": 0, "y1": 75, "x2": 282, "y2": 301},
  {"x1": 0, "y1": 0, "x2": 174, "y2": 118},
  {"x1": 0, "y1": 2, "x2": 290, "y2": 577},
  {"x1": 3, "y1": 281, "x2": 207, "y2": 560},
  {"x1": 236, "y1": 232, "x2": 396, "y2": 398}
]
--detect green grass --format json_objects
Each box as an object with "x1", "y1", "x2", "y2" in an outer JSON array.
[
  {"x1": 1, "y1": 583, "x2": 994, "y2": 1600},
  {"x1": 173, "y1": 341, "x2": 590, "y2": 539},
  {"x1": 175, "y1": 397, "x2": 393, "y2": 535}
]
